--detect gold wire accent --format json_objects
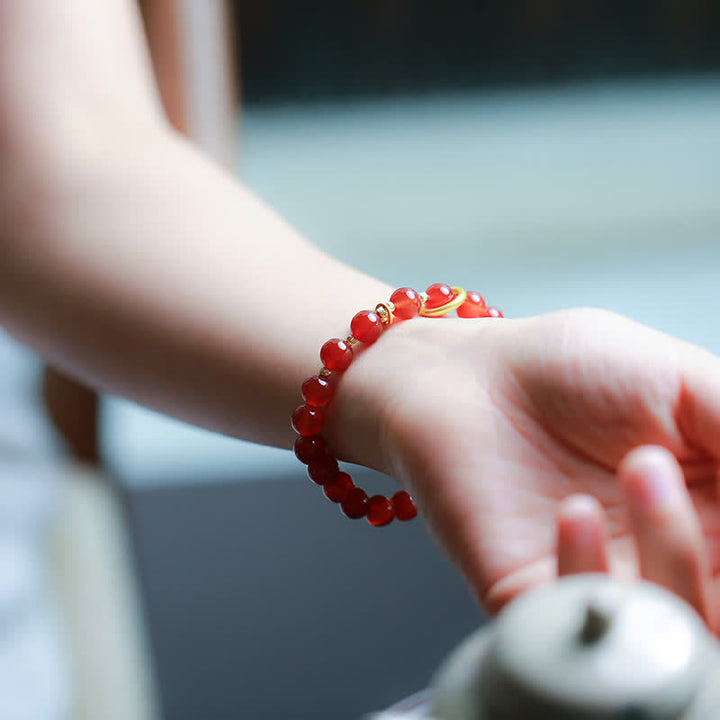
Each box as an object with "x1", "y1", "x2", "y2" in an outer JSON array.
[
  {"x1": 345, "y1": 336, "x2": 360, "y2": 347},
  {"x1": 319, "y1": 368, "x2": 332, "y2": 378},
  {"x1": 375, "y1": 302, "x2": 394, "y2": 326},
  {"x1": 420, "y1": 287, "x2": 467, "y2": 317}
]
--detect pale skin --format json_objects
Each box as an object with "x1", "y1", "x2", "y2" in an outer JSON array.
[{"x1": 1, "y1": 0, "x2": 719, "y2": 631}]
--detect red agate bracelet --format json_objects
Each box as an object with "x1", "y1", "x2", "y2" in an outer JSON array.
[{"x1": 291, "y1": 284, "x2": 503, "y2": 527}]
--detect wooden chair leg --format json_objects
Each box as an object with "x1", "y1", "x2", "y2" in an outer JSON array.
[
  {"x1": 42, "y1": 367, "x2": 100, "y2": 466},
  {"x1": 140, "y1": 0, "x2": 240, "y2": 163},
  {"x1": 139, "y1": 0, "x2": 190, "y2": 132}
]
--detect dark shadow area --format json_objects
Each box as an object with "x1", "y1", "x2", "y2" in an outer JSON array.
[
  {"x1": 235, "y1": 0, "x2": 720, "y2": 104},
  {"x1": 126, "y1": 468, "x2": 484, "y2": 720}
]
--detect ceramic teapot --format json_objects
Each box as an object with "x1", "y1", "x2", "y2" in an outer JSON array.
[{"x1": 374, "y1": 575, "x2": 720, "y2": 719}]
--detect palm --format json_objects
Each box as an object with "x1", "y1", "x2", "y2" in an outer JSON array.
[{"x1": 384, "y1": 310, "x2": 720, "y2": 614}]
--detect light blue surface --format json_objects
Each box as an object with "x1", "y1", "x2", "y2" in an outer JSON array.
[{"x1": 102, "y1": 78, "x2": 720, "y2": 487}]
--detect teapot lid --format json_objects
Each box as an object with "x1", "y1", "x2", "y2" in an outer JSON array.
[{"x1": 433, "y1": 575, "x2": 712, "y2": 719}]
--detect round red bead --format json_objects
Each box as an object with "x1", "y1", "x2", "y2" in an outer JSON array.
[
  {"x1": 308, "y1": 454, "x2": 339, "y2": 485},
  {"x1": 302, "y1": 375, "x2": 334, "y2": 407},
  {"x1": 456, "y1": 291, "x2": 487, "y2": 318},
  {"x1": 320, "y1": 338, "x2": 353, "y2": 372},
  {"x1": 294, "y1": 435, "x2": 327, "y2": 464},
  {"x1": 294, "y1": 435, "x2": 327, "y2": 465},
  {"x1": 367, "y1": 495, "x2": 394, "y2": 527},
  {"x1": 341, "y1": 487, "x2": 369, "y2": 519},
  {"x1": 291, "y1": 405, "x2": 324, "y2": 436},
  {"x1": 487, "y1": 306, "x2": 503, "y2": 318},
  {"x1": 350, "y1": 310, "x2": 383, "y2": 344},
  {"x1": 425, "y1": 283, "x2": 454, "y2": 310},
  {"x1": 392, "y1": 491, "x2": 418, "y2": 521},
  {"x1": 323, "y1": 472, "x2": 354, "y2": 503},
  {"x1": 390, "y1": 287, "x2": 422, "y2": 319}
]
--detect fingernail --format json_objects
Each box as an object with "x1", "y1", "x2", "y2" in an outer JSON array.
[
  {"x1": 559, "y1": 495, "x2": 605, "y2": 548},
  {"x1": 561, "y1": 494, "x2": 600, "y2": 517},
  {"x1": 628, "y1": 467, "x2": 680, "y2": 510}
]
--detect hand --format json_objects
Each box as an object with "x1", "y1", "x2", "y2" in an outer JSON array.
[
  {"x1": 558, "y1": 445, "x2": 718, "y2": 632},
  {"x1": 331, "y1": 309, "x2": 720, "y2": 618}
]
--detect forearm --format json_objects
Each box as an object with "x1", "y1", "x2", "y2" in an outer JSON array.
[{"x1": 0, "y1": 126, "x2": 390, "y2": 450}]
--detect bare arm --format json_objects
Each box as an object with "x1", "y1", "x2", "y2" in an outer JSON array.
[
  {"x1": 2, "y1": 0, "x2": 720, "y2": 622},
  {"x1": 2, "y1": 125, "x2": 390, "y2": 450},
  {"x1": 0, "y1": 0, "x2": 388, "y2": 452}
]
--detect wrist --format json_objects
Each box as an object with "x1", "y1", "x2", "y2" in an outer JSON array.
[
  {"x1": 324, "y1": 315, "x2": 496, "y2": 475},
  {"x1": 291, "y1": 285, "x2": 504, "y2": 525}
]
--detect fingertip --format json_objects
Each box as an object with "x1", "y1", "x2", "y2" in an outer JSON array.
[
  {"x1": 618, "y1": 445, "x2": 685, "y2": 512},
  {"x1": 557, "y1": 493, "x2": 609, "y2": 577},
  {"x1": 557, "y1": 493, "x2": 603, "y2": 522},
  {"x1": 618, "y1": 445, "x2": 681, "y2": 482}
]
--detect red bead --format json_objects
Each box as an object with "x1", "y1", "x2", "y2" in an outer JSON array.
[
  {"x1": 294, "y1": 435, "x2": 327, "y2": 464},
  {"x1": 302, "y1": 375, "x2": 334, "y2": 407},
  {"x1": 390, "y1": 288, "x2": 422, "y2": 319},
  {"x1": 392, "y1": 491, "x2": 418, "y2": 521},
  {"x1": 487, "y1": 306, "x2": 503, "y2": 318},
  {"x1": 350, "y1": 310, "x2": 383, "y2": 344},
  {"x1": 367, "y1": 495, "x2": 394, "y2": 527},
  {"x1": 308, "y1": 454, "x2": 339, "y2": 485},
  {"x1": 291, "y1": 405, "x2": 324, "y2": 436},
  {"x1": 341, "y1": 487, "x2": 369, "y2": 519},
  {"x1": 456, "y1": 291, "x2": 487, "y2": 318},
  {"x1": 320, "y1": 338, "x2": 353, "y2": 372},
  {"x1": 425, "y1": 283, "x2": 454, "y2": 309},
  {"x1": 323, "y1": 472, "x2": 354, "y2": 503}
]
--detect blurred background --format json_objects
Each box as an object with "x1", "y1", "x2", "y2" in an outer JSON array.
[{"x1": 46, "y1": 1, "x2": 720, "y2": 719}]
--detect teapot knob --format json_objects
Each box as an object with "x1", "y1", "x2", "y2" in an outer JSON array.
[{"x1": 431, "y1": 576, "x2": 719, "y2": 720}]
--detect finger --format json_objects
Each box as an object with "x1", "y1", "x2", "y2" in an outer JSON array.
[
  {"x1": 679, "y1": 346, "x2": 720, "y2": 463},
  {"x1": 711, "y1": 576, "x2": 720, "y2": 635},
  {"x1": 620, "y1": 445, "x2": 713, "y2": 622},
  {"x1": 556, "y1": 494, "x2": 610, "y2": 577},
  {"x1": 682, "y1": 458, "x2": 718, "y2": 485}
]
